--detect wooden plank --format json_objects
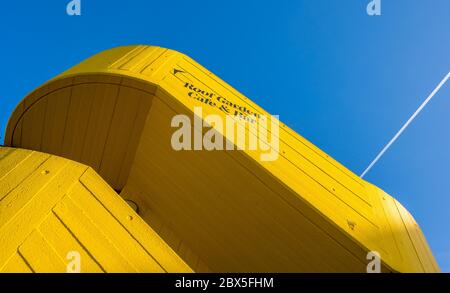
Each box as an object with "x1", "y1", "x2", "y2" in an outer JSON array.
[
  {"x1": 116, "y1": 91, "x2": 153, "y2": 189},
  {"x1": 99, "y1": 86, "x2": 150, "y2": 189},
  {"x1": 53, "y1": 195, "x2": 137, "y2": 273},
  {"x1": 0, "y1": 253, "x2": 33, "y2": 273},
  {"x1": 11, "y1": 113, "x2": 23, "y2": 147},
  {"x1": 0, "y1": 151, "x2": 50, "y2": 202},
  {"x1": 0, "y1": 157, "x2": 87, "y2": 266},
  {"x1": 5, "y1": 100, "x2": 24, "y2": 146},
  {"x1": 80, "y1": 84, "x2": 120, "y2": 171},
  {"x1": 18, "y1": 230, "x2": 67, "y2": 273},
  {"x1": 381, "y1": 196, "x2": 424, "y2": 272},
  {"x1": 41, "y1": 87, "x2": 72, "y2": 155},
  {"x1": 21, "y1": 97, "x2": 47, "y2": 151},
  {"x1": 38, "y1": 213, "x2": 104, "y2": 273},
  {"x1": 64, "y1": 84, "x2": 95, "y2": 162},
  {"x1": 67, "y1": 184, "x2": 164, "y2": 272},
  {"x1": 0, "y1": 156, "x2": 68, "y2": 228},
  {"x1": 396, "y1": 201, "x2": 440, "y2": 272},
  {"x1": 0, "y1": 148, "x2": 32, "y2": 179}
]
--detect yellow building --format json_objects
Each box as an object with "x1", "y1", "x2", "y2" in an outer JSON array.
[{"x1": 0, "y1": 45, "x2": 439, "y2": 272}]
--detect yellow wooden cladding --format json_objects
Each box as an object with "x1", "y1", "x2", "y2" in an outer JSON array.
[
  {"x1": 0, "y1": 147, "x2": 192, "y2": 273},
  {"x1": 3, "y1": 45, "x2": 439, "y2": 272}
]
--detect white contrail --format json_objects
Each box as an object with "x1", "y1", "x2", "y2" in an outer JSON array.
[{"x1": 361, "y1": 72, "x2": 450, "y2": 178}]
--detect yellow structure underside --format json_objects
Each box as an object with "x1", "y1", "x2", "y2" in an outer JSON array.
[{"x1": 0, "y1": 45, "x2": 439, "y2": 272}]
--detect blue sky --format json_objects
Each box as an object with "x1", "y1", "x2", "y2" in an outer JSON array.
[{"x1": 0, "y1": 0, "x2": 449, "y2": 271}]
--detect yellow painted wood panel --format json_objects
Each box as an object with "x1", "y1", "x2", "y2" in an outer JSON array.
[
  {"x1": 98, "y1": 86, "x2": 153, "y2": 188},
  {"x1": 80, "y1": 169, "x2": 193, "y2": 273},
  {"x1": 11, "y1": 116, "x2": 23, "y2": 148},
  {"x1": 0, "y1": 157, "x2": 86, "y2": 266},
  {"x1": 64, "y1": 83, "x2": 96, "y2": 162},
  {"x1": 395, "y1": 200, "x2": 440, "y2": 272},
  {"x1": 0, "y1": 253, "x2": 33, "y2": 273},
  {"x1": 67, "y1": 184, "x2": 164, "y2": 272},
  {"x1": 378, "y1": 194, "x2": 426, "y2": 272},
  {"x1": 79, "y1": 83, "x2": 120, "y2": 170},
  {"x1": 8, "y1": 81, "x2": 153, "y2": 191},
  {"x1": 0, "y1": 148, "x2": 36, "y2": 182},
  {"x1": 41, "y1": 87, "x2": 72, "y2": 155},
  {"x1": 52, "y1": 196, "x2": 138, "y2": 272},
  {"x1": 160, "y1": 71, "x2": 380, "y2": 237},
  {"x1": 0, "y1": 156, "x2": 68, "y2": 228},
  {"x1": 21, "y1": 97, "x2": 47, "y2": 151},
  {"x1": 172, "y1": 56, "x2": 368, "y2": 207},
  {"x1": 38, "y1": 213, "x2": 104, "y2": 273},
  {"x1": 18, "y1": 230, "x2": 68, "y2": 273},
  {"x1": 125, "y1": 97, "x2": 368, "y2": 272},
  {"x1": 0, "y1": 147, "x2": 192, "y2": 273},
  {"x1": 121, "y1": 184, "x2": 211, "y2": 272},
  {"x1": 113, "y1": 46, "x2": 164, "y2": 73}
]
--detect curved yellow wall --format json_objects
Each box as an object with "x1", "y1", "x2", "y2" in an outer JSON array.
[{"x1": 3, "y1": 45, "x2": 439, "y2": 272}]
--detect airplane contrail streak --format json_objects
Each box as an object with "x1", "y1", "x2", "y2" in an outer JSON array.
[{"x1": 361, "y1": 72, "x2": 450, "y2": 178}]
